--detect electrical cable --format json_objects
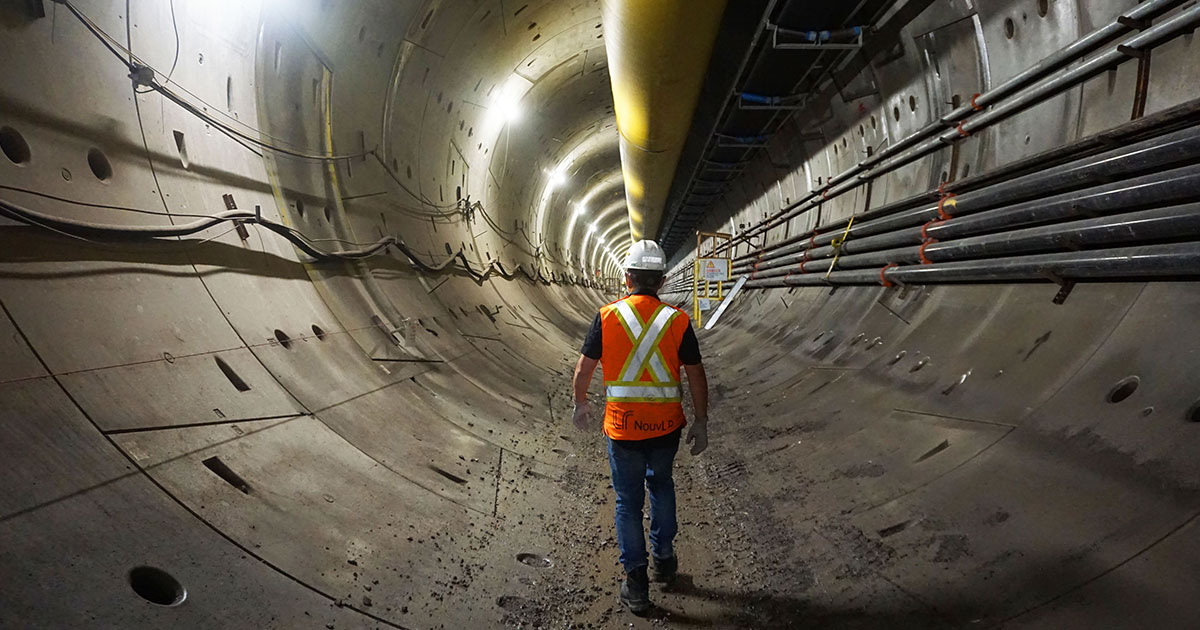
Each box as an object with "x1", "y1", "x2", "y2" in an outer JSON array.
[
  {"x1": 0, "y1": 184, "x2": 235, "y2": 220},
  {"x1": 50, "y1": 1, "x2": 591, "y2": 288},
  {"x1": 62, "y1": 0, "x2": 371, "y2": 162},
  {"x1": 65, "y1": 0, "x2": 270, "y2": 138},
  {"x1": 134, "y1": 0, "x2": 179, "y2": 94},
  {"x1": 0, "y1": 196, "x2": 572, "y2": 286},
  {"x1": 65, "y1": 0, "x2": 471, "y2": 225}
]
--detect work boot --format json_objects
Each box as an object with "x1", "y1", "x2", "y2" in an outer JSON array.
[
  {"x1": 651, "y1": 556, "x2": 677, "y2": 583},
  {"x1": 619, "y1": 566, "x2": 651, "y2": 614}
]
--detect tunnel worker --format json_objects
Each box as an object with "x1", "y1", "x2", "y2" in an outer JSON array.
[{"x1": 571, "y1": 239, "x2": 710, "y2": 614}]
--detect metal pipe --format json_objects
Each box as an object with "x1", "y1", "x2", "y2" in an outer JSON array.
[
  {"x1": 831, "y1": 0, "x2": 1187, "y2": 186},
  {"x1": 747, "y1": 204, "x2": 1200, "y2": 278},
  {"x1": 742, "y1": 161, "x2": 1200, "y2": 276},
  {"x1": 735, "y1": 123, "x2": 1200, "y2": 273},
  {"x1": 602, "y1": 0, "x2": 729, "y2": 241},
  {"x1": 717, "y1": 0, "x2": 1194, "y2": 254},
  {"x1": 743, "y1": 241, "x2": 1200, "y2": 288},
  {"x1": 868, "y1": 4, "x2": 1200, "y2": 190},
  {"x1": 729, "y1": 95, "x2": 1200, "y2": 266}
]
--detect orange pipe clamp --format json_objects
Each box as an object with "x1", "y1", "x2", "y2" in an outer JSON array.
[
  {"x1": 879, "y1": 263, "x2": 899, "y2": 287},
  {"x1": 921, "y1": 219, "x2": 944, "y2": 241},
  {"x1": 918, "y1": 240, "x2": 937, "y2": 264},
  {"x1": 937, "y1": 194, "x2": 957, "y2": 220}
]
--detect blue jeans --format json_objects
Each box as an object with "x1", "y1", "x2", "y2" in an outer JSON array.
[{"x1": 607, "y1": 430, "x2": 681, "y2": 573}]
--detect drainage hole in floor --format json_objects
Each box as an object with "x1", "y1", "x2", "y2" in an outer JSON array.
[
  {"x1": 128, "y1": 566, "x2": 186, "y2": 606},
  {"x1": 516, "y1": 553, "x2": 552, "y2": 568}
]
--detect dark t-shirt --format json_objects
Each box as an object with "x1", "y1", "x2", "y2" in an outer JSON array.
[{"x1": 580, "y1": 291, "x2": 701, "y2": 365}]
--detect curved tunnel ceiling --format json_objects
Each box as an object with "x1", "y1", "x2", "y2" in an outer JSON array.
[{"x1": 2, "y1": 0, "x2": 1200, "y2": 628}]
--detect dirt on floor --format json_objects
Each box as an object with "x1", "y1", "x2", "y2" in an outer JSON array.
[{"x1": 477, "y1": 350, "x2": 954, "y2": 630}]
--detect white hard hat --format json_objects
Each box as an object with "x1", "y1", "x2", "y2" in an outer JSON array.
[{"x1": 624, "y1": 240, "x2": 666, "y2": 271}]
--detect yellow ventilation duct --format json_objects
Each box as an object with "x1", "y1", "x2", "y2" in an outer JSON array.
[{"x1": 601, "y1": 0, "x2": 729, "y2": 242}]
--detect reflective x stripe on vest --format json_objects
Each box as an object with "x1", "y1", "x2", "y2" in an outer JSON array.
[{"x1": 605, "y1": 301, "x2": 681, "y2": 403}]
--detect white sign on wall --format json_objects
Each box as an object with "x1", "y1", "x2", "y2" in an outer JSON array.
[{"x1": 698, "y1": 258, "x2": 730, "y2": 281}]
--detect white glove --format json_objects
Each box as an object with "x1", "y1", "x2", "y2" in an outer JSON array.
[
  {"x1": 686, "y1": 419, "x2": 709, "y2": 456},
  {"x1": 572, "y1": 403, "x2": 592, "y2": 431}
]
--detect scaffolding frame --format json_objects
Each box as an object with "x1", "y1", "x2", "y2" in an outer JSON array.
[{"x1": 693, "y1": 231, "x2": 732, "y2": 328}]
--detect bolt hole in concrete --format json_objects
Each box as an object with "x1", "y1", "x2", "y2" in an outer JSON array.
[
  {"x1": 202, "y1": 455, "x2": 251, "y2": 493},
  {"x1": 515, "y1": 553, "x2": 552, "y2": 568},
  {"x1": 87, "y1": 148, "x2": 112, "y2": 181},
  {"x1": 1187, "y1": 400, "x2": 1200, "y2": 422},
  {"x1": 1004, "y1": 17, "x2": 1016, "y2": 39},
  {"x1": 128, "y1": 566, "x2": 186, "y2": 606},
  {"x1": 430, "y1": 465, "x2": 468, "y2": 485},
  {"x1": 0, "y1": 126, "x2": 31, "y2": 164},
  {"x1": 311, "y1": 324, "x2": 327, "y2": 340},
  {"x1": 1106, "y1": 376, "x2": 1140, "y2": 403},
  {"x1": 295, "y1": 199, "x2": 305, "y2": 217},
  {"x1": 1037, "y1": 0, "x2": 1049, "y2": 18},
  {"x1": 274, "y1": 329, "x2": 293, "y2": 349},
  {"x1": 172, "y1": 130, "x2": 189, "y2": 169},
  {"x1": 213, "y1": 356, "x2": 251, "y2": 392}
]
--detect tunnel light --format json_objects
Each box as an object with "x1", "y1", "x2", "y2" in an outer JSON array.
[
  {"x1": 548, "y1": 169, "x2": 567, "y2": 189},
  {"x1": 485, "y1": 75, "x2": 530, "y2": 132}
]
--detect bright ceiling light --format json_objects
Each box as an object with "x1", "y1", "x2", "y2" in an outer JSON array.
[
  {"x1": 484, "y1": 75, "x2": 530, "y2": 132},
  {"x1": 548, "y1": 170, "x2": 567, "y2": 188}
]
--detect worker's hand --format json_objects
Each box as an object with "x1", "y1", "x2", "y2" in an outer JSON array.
[
  {"x1": 572, "y1": 402, "x2": 592, "y2": 432},
  {"x1": 686, "y1": 418, "x2": 709, "y2": 456}
]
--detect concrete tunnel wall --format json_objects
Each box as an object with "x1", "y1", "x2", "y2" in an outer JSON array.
[{"x1": 0, "y1": 0, "x2": 1198, "y2": 628}]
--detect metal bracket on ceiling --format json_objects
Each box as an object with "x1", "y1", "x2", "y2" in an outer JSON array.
[
  {"x1": 715, "y1": 133, "x2": 770, "y2": 148},
  {"x1": 735, "y1": 92, "x2": 809, "y2": 111},
  {"x1": 702, "y1": 158, "x2": 749, "y2": 173},
  {"x1": 696, "y1": 173, "x2": 738, "y2": 184},
  {"x1": 769, "y1": 24, "x2": 865, "y2": 51}
]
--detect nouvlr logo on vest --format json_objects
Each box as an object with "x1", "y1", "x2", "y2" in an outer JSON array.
[
  {"x1": 610, "y1": 408, "x2": 634, "y2": 431},
  {"x1": 634, "y1": 419, "x2": 672, "y2": 433}
]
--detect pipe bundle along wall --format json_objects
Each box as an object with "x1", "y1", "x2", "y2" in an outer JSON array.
[
  {"x1": 698, "y1": 0, "x2": 1199, "y2": 258},
  {"x1": 729, "y1": 121, "x2": 1200, "y2": 282}
]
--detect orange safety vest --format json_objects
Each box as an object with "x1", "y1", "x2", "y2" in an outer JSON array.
[{"x1": 598, "y1": 294, "x2": 690, "y2": 440}]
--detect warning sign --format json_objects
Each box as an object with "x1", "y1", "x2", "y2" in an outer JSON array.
[
  {"x1": 698, "y1": 258, "x2": 729, "y2": 281},
  {"x1": 697, "y1": 298, "x2": 713, "y2": 311}
]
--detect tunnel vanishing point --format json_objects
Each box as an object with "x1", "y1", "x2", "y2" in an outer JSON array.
[{"x1": 2, "y1": 0, "x2": 1200, "y2": 628}]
